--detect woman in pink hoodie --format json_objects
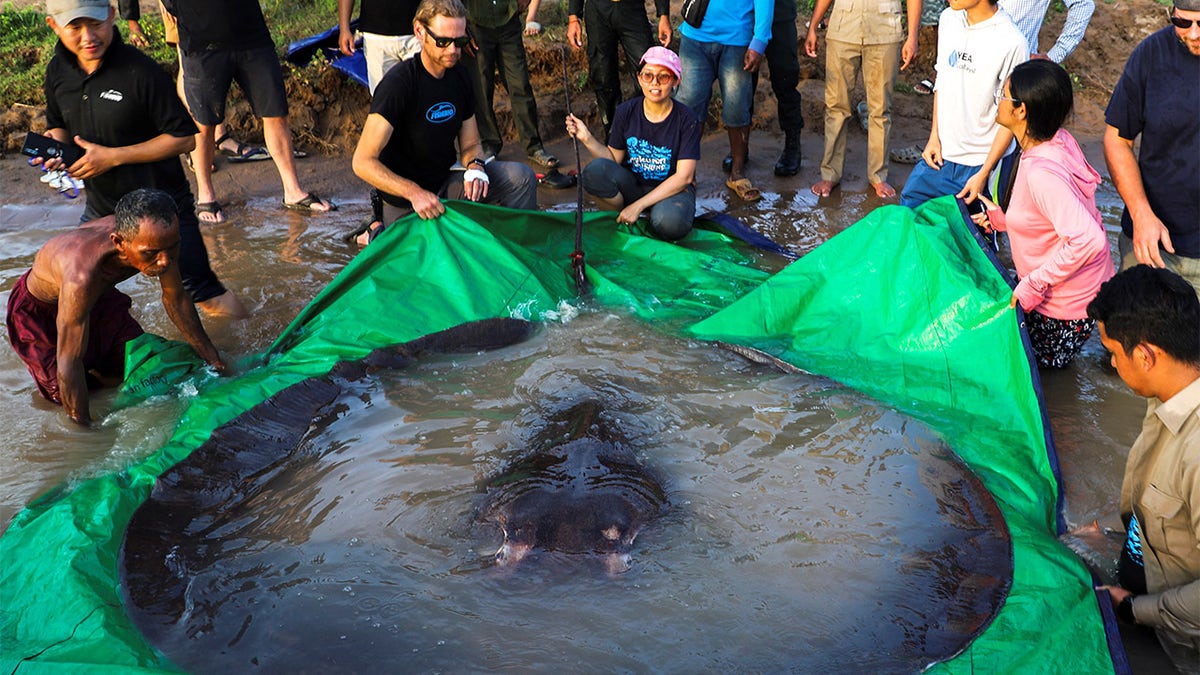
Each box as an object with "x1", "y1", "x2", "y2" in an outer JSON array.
[{"x1": 972, "y1": 60, "x2": 1114, "y2": 368}]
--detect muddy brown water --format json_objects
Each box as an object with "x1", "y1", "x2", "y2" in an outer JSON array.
[{"x1": 0, "y1": 135, "x2": 1165, "y2": 669}]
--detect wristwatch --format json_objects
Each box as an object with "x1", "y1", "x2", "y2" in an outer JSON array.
[{"x1": 1117, "y1": 594, "x2": 1137, "y2": 624}]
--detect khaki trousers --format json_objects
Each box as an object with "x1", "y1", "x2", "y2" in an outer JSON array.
[{"x1": 820, "y1": 38, "x2": 902, "y2": 185}]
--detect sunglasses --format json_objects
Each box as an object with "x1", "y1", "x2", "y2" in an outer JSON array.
[
  {"x1": 1168, "y1": 7, "x2": 1199, "y2": 28},
  {"x1": 638, "y1": 71, "x2": 676, "y2": 85},
  {"x1": 422, "y1": 25, "x2": 471, "y2": 49}
]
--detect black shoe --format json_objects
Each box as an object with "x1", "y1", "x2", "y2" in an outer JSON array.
[{"x1": 774, "y1": 131, "x2": 801, "y2": 177}]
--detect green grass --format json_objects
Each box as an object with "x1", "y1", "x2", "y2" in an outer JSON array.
[
  {"x1": 0, "y1": 5, "x2": 58, "y2": 106},
  {"x1": 0, "y1": 0, "x2": 340, "y2": 107}
]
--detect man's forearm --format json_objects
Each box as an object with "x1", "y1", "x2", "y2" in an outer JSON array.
[
  {"x1": 58, "y1": 359, "x2": 91, "y2": 425},
  {"x1": 354, "y1": 155, "x2": 433, "y2": 205},
  {"x1": 1132, "y1": 579, "x2": 1200, "y2": 636},
  {"x1": 163, "y1": 289, "x2": 221, "y2": 367},
  {"x1": 1104, "y1": 127, "x2": 1156, "y2": 224},
  {"x1": 976, "y1": 126, "x2": 1015, "y2": 175},
  {"x1": 114, "y1": 133, "x2": 195, "y2": 165},
  {"x1": 1047, "y1": 0, "x2": 1094, "y2": 62}
]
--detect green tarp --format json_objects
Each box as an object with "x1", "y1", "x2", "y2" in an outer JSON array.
[{"x1": 0, "y1": 197, "x2": 1116, "y2": 673}]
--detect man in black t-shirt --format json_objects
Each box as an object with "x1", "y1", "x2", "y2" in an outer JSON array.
[
  {"x1": 351, "y1": 0, "x2": 537, "y2": 245},
  {"x1": 40, "y1": 0, "x2": 244, "y2": 317}
]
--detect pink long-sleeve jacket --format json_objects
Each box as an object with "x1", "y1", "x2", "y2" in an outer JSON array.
[{"x1": 986, "y1": 128, "x2": 1114, "y2": 319}]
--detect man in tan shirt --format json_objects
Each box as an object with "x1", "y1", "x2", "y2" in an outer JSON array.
[
  {"x1": 805, "y1": 0, "x2": 920, "y2": 198},
  {"x1": 1089, "y1": 265, "x2": 1200, "y2": 673}
]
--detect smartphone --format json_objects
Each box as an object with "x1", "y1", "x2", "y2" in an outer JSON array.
[{"x1": 21, "y1": 132, "x2": 83, "y2": 166}]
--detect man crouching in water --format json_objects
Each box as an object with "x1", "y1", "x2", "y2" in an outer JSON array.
[{"x1": 6, "y1": 188, "x2": 227, "y2": 426}]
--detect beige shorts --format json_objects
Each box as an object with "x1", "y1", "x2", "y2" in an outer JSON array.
[{"x1": 158, "y1": 1, "x2": 178, "y2": 46}]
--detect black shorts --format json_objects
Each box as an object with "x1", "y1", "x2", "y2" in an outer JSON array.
[{"x1": 180, "y1": 45, "x2": 289, "y2": 125}]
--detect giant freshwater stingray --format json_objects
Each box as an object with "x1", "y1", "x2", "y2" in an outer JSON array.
[{"x1": 119, "y1": 318, "x2": 1014, "y2": 672}]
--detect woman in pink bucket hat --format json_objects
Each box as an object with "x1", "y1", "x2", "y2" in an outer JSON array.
[{"x1": 564, "y1": 46, "x2": 702, "y2": 241}]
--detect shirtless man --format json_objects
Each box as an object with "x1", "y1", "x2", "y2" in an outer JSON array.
[{"x1": 6, "y1": 189, "x2": 226, "y2": 426}]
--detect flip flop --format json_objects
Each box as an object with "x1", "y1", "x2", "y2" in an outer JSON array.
[
  {"x1": 914, "y1": 78, "x2": 934, "y2": 96},
  {"x1": 196, "y1": 201, "x2": 224, "y2": 224},
  {"x1": 282, "y1": 192, "x2": 335, "y2": 213},
  {"x1": 216, "y1": 133, "x2": 269, "y2": 163},
  {"x1": 890, "y1": 145, "x2": 923, "y2": 165},
  {"x1": 726, "y1": 177, "x2": 762, "y2": 202}
]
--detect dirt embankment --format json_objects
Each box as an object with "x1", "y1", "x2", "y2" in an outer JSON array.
[{"x1": 0, "y1": 0, "x2": 1163, "y2": 162}]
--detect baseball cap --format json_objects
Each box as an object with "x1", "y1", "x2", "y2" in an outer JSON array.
[
  {"x1": 1176, "y1": 0, "x2": 1200, "y2": 10},
  {"x1": 639, "y1": 46, "x2": 682, "y2": 80},
  {"x1": 47, "y1": 0, "x2": 111, "y2": 25}
]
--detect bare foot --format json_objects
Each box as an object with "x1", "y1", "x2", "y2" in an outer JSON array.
[
  {"x1": 811, "y1": 180, "x2": 837, "y2": 197},
  {"x1": 872, "y1": 181, "x2": 897, "y2": 199}
]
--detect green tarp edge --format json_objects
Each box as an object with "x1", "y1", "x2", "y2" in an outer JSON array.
[
  {"x1": 0, "y1": 198, "x2": 1113, "y2": 673},
  {"x1": 688, "y1": 197, "x2": 1111, "y2": 673}
]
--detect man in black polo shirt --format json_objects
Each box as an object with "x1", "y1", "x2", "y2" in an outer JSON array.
[
  {"x1": 350, "y1": 0, "x2": 537, "y2": 245},
  {"x1": 40, "y1": 0, "x2": 245, "y2": 317}
]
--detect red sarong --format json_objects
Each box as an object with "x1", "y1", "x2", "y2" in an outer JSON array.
[{"x1": 6, "y1": 271, "x2": 144, "y2": 403}]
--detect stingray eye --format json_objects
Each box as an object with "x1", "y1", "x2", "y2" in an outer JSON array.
[{"x1": 601, "y1": 525, "x2": 621, "y2": 541}]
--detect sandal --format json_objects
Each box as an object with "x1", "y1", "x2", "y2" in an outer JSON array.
[
  {"x1": 343, "y1": 219, "x2": 385, "y2": 246},
  {"x1": 726, "y1": 177, "x2": 762, "y2": 202},
  {"x1": 282, "y1": 192, "x2": 335, "y2": 213},
  {"x1": 196, "y1": 201, "x2": 224, "y2": 224},
  {"x1": 914, "y1": 78, "x2": 934, "y2": 96},
  {"x1": 889, "y1": 145, "x2": 924, "y2": 165},
  {"x1": 216, "y1": 133, "x2": 270, "y2": 162}
]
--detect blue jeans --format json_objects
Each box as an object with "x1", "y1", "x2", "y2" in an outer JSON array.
[
  {"x1": 899, "y1": 153, "x2": 1016, "y2": 209},
  {"x1": 582, "y1": 158, "x2": 696, "y2": 241},
  {"x1": 675, "y1": 37, "x2": 753, "y2": 127}
]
